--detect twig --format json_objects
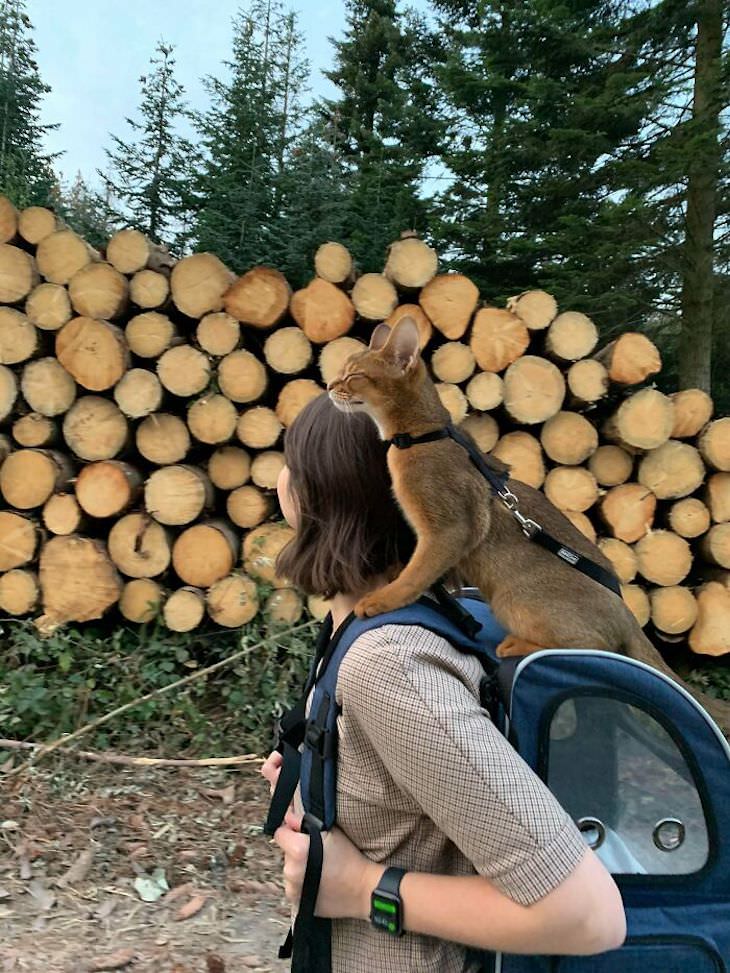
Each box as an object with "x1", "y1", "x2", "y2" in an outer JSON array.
[
  {"x1": 0, "y1": 739, "x2": 264, "y2": 768},
  {"x1": 4, "y1": 619, "x2": 317, "y2": 778}
]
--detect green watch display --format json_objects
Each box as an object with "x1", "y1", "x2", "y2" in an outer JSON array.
[{"x1": 370, "y1": 866, "x2": 406, "y2": 936}]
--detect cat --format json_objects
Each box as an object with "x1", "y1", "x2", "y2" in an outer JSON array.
[{"x1": 328, "y1": 316, "x2": 730, "y2": 734}]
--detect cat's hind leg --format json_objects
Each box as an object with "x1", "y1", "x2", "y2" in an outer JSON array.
[{"x1": 495, "y1": 635, "x2": 546, "y2": 658}]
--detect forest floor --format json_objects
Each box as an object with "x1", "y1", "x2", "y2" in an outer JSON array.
[{"x1": 0, "y1": 759, "x2": 291, "y2": 973}]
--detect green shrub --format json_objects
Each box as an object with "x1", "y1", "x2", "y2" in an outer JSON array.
[{"x1": 0, "y1": 609, "x2": 317, "y2": 756}]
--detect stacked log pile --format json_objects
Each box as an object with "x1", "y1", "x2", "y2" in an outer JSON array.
[{"x1": 0, "y1": 196, "x2": 727, "y2": 656}]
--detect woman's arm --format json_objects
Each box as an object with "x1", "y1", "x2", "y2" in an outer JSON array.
[{"x1": 274, "y1": 812, "x2": 626, "y2": 956}]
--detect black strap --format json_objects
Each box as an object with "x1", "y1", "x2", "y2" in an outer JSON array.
[
  {"x1": 376, "y1": 865, "x2": 406, "y2": 895},
  {"x1": 530, "y1": 526, "x2": 621, "y2": 597},
  {"x1": 279, "y1": 814, "x2": 332, "y2": 972},
  {"x1": 387, "y1": 423, "x2": 621, "y2": 599},
  {"x1": 263, "y1": 741, "x2": 302, "y2": 837}
]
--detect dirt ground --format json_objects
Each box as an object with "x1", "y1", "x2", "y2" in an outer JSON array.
[{"x1": 0, "y1": 758, "x2": 293, "y2": 973}]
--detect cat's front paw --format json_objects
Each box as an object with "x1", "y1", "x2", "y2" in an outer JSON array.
[{"x1": 355, "y1": 590, "x2": 403, "y2": 618}]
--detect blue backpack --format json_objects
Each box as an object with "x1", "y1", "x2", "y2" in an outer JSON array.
[{"x1": 264, "y1": 589, "x2": 730, "y2": 972}]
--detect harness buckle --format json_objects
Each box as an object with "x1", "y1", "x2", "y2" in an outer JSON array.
[{"x1": 513, "y1": 509, "x2": 541, "y2": 538}]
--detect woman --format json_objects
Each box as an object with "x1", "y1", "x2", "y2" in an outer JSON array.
[{"x1": 264, "y1": 393, "x2": 625, "y2": 971}]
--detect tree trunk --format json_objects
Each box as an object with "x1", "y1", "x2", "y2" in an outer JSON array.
[
  {"x1": 384, "y1": 235, "x2": 438, "y2": 290},
  {"x1": 243, "y1": 522, "x2": 294, "y2": 587},
  {"x1": 236, "y1": 406, "x2": 282, "y2": 449},
  {"x1": 42, "y1": 492, "x2": 84, "y2": 536},
  {"x1": 217, "y1": 349, "x2": 267, "y2": 403},
  {"x1": 264, "y1": 326, "x2": 313, "y2": 374},
  {"x1": 0, "y1": 307, "x2": 38, "y2": 364},
  {"x1": 196, "y1": 312, "x2": 240, "y2": 357},
  {"x1": 172, "y1": 520, "x2": 239, "y2": 588},
  {"x1": 431, "y1": 342, "x2": 476, "y2": 384},
  {"x1": 0, "y1": 568, "x2": 39, "y2": 615},
  {"x1": 107, "y1": 512, "x2": 172, "y2": 578},
  {"x1": 460, "y1": 413, "x2": 500, "y2": 453},
  {"x1": 419, "y1": 273, "x2": 479, "y2": 339},
  {"x1": 223, "y1": 266, "x2": 291, "y2": 328},
  {"x1": 113, "y1": 368, "x2": 163, "y2": 419},
  {"x1": 0, "y1": 449, "x2": 73, "y2": 509},
  {"x1": 75, "y1": 460, "x2": 142, "y2": 518},
  {"x1": 226, "y1": 484, "x2": 273, "y2": 528},
  {"x1": 276, "y1": 379, "x2": 323, "y2": 427},
  {"x1": 469, "y1": 308, "x2": 529, "y2": 373},
  {"x1": 506, "y1": 290, "x2": 557, "y2": 331},
  {"x1": 68, "y1": 262, "x2": 129, "y2": 320},
  {"x1": 0, "y1": 244, "x2": 39, "y2": 301},
  {"x1": 290, "y1": 278, "x2": 355, "y2": 343},
  {"x1": 119, "y1": 578, "x2": 165, "y2": 623},
  {"x1": 163, "y1": 586, "x2": 205, "y2": 631},
  {"x1": 125, "y1": 312, "x2": 177, "y2": 359},
  {"x1": 678, "y1": 0, "x2": 723, "y2": 392},
  {"x1": 435, "y1": 383, "x2": 468, "y2": 424},
  {"x1": 502, "y1": 356, "x2": 565, "y2": 424},
  {"x1": 187, "y1": 393, "x2": 238, "y2": 445},
  {"x1": 21, "y1": 357, "x2": 76, "y2": 416},
  {"x1": 129, "y1": 269, "x2": 170, "y2": 310},
  {"x1": 35, "y1": 229, "x2": 97, "y2": 284},
  {"x1": 56, "y1": 317, "x2": 129, "y2": 391},
  {"x1": 63, "y1": 397, "x2": 129, "y2": 461},
  {"x1": 0, "y1": 511, "x2": 39, "y2": 569},
  {"x1": 208, "y1": 445, "x2": 251, "y2": 490},
  {"x1": 136, "y1": 412, "x2": 190, "y2": 465},
  {"x1": 491, "y1": 432, "x2": 545, "y2": 489},
  {"x1": 251, "y1": 450, "x2": 285, "y2": 490},
  {"x1": 206, "y1": 573, "x2": 259, "y2": 627},
  {"x1": 144, "y1": 464, "x2": 214, "y2": 525},
  {"x1": 25, "y1": 282, "x2": 72, "y2": 331},
  {"x1": 351, "y1": 273, "x2": 398, "y2": 321},
  {"x1": 38, "y1": 535, "x2": 122, "y2": 625}
]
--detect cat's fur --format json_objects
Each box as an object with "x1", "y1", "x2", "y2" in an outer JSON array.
[{"x1": 328, "y1": 317, "x2": 730, "y2": 733}]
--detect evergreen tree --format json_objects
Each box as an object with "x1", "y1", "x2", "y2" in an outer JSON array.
[
  {"x1": 432, "y1": 1, "x2": 675, "y2": 327},
  {"x1": 273, "y1": 114, "x2": 349, "y2": 287},
  {"x1": 320, "y1": 0, "x2": 441, "y2": 271},
  {"x1": 190, "y1": 1, "x2": 309, "y2": 272},
  {"x1": 53, "y1": 173, "x2": 111, "y2": 251},
  {"x1": 0, "y1": 0, "x2": 57, "y2": 206},
  {"x1": 100, "y1": 42, "x2": 194, "y2": 249}
]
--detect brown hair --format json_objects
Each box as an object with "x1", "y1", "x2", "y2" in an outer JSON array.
[{"x1": 276, "y1": 393, "x2": 414, "y2": 598}]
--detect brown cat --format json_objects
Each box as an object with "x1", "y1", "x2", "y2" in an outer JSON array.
[{"x1": 329, "y1": 316, "x2": 730, "y2": 734}]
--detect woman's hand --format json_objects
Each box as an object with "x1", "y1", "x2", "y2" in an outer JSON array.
[
  {"x1": 261, "y1": 749, "x2": 282, "y2": 795},
  {"x1": 273, "y1": 809, "x2": 384, "y2": 921}
]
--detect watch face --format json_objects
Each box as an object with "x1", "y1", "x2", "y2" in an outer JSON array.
[{"x1": 371, "y1": 891, "x2": 402, "y2": 935}]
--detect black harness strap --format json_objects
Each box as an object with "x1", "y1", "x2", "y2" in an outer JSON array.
[
  {"x1": 387, "y1": 423, "x2": 621, "y2": 599},
  {"x1": 279, "y1": 814, "x2": 332, "y2": 972}
]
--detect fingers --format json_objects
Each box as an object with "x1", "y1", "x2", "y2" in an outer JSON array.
[
  {"x1": 261, "y1": 750, "x2": 283, "y2": 792},
  {"x1": 284, "y1": 809, "x2": 303, "y2": 832}
]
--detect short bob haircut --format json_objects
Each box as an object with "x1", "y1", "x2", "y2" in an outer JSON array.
[{"x1": 276, "y1": 393, "x2": 415, "y2": 599}]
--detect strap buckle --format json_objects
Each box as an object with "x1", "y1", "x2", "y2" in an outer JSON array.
[
  {"x1": 390, "y1": 433, "x2": 412, "y2": 449},
  {"x1": 497, "y1": 486, "x2": 542, "y2": 537}
]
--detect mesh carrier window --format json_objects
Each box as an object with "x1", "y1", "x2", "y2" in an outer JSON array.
[{"x1": 546, "y1": 696, "x2": 709, "y2": 875}]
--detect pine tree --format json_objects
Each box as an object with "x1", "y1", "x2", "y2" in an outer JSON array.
[
  {"x1": 190, "y1": 1, "x2": 309, "y2": 272},
  {"x1": 0, "y1": 0, "x2": 57, "y2": 207},
  {"x1": 53, "y1": 173, "x2": 111, "y2": 251},
  {"x1": 321, "y1": 0, "x2": 441, "y2": 271},
  {"x1": 100, "y1": 42, "x2": 194, "y2": 249},
  {"x1": 432, "y1": 1, "x2": 675, "y2": 327}
]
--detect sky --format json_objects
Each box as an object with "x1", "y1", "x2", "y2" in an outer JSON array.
[{"x1": 29, "y1": 0, "x2": 360, "y2": 187}]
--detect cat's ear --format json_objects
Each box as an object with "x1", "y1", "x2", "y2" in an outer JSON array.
[
  {"x1": 369, "y1": 323, "x2": 391, "y2": 351},
  {"x1": 383, "y1": 317, "x2": 420, "y2": 371}
]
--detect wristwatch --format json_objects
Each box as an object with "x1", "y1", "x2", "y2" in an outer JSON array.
[{"x1": 370, "y1": 866, "x2": 406, "y2": 936}]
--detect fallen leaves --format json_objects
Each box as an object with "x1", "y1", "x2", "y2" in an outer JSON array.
[
  {"x1": 133, "y1": 866, "x2": 169, "y2": 902},
  {"x1": 175, "y1": 893, "x2": 207, "y2": 921},
  {"x1": 87, "y1": 947, "x2": 136, "y2": 971},
  {"x1": 56, "y1": 847, "x2": 94, "y2": 887}
]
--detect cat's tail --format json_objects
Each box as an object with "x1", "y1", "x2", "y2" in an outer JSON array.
[{"x1": 624, "y1": 627, "x2": 730, "y2": 737}]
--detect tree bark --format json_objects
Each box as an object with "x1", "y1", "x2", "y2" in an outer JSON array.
[{"x1": 678, "y1": 0, "x2": 723, "y2": 392}]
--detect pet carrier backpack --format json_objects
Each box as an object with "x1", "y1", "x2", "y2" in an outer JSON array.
[{"x1": 264, "y1": 588, "x2": 730, "y2": 972}]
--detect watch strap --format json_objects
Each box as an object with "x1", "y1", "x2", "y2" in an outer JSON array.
[{"x1": 377, "y1": 866, "x2": 406, "y2": 895}]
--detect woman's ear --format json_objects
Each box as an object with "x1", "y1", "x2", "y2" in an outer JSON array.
[
  {"x1": 383, "y1": 317, "x2": 420, "y2": 371},
  {"x1": 369, "y1": 323, "x2": 391, "y2": 350}
]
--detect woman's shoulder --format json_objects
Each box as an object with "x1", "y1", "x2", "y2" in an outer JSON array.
[{"x1": 336, "y1": 621, "x2": 484, "y2": 703}]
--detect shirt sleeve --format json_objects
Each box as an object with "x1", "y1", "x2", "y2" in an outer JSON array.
[{"x1": 337, "y1": 625, "x2": 587, "y2": 906}]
